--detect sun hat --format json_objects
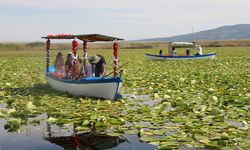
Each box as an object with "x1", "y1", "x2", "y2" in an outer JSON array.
[{"x1": 88, "y1": 55, "x2": 101, "y2": 64}]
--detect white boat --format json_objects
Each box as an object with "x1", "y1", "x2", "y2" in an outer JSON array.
[
  {"x1": 47, "y1": 74, "x2": 122, "y2": 100},
  {"x1": 146, "y1": 53, "x2": 216, "y2": 60},
  {"x1": 42, "y1": 34, "x2": 124, "y2": 100},
  {"x1": 146, "y1": 42, "x2": 216, "y2": 60}
]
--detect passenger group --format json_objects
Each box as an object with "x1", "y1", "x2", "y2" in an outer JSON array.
[
  {"x1": 159, "y1": 44, "x2": 203, "y2": 56},
  {"x1": 52, "y1": 52, "x2": 107, "y2": 79}
]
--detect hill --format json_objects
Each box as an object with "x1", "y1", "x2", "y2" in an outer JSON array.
[{"x1": 140, "y1": 24, "x2": 250, "y2": 42}]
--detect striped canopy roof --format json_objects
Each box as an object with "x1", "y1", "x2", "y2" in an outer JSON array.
[
  {"x1": 169, "y1": 42, "x2": 196, "y2": 48},
  {"x1": 41, "y1": 34, "x2": 124, "y2": 42}
]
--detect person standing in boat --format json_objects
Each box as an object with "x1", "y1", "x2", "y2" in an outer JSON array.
[
  {"x1": 197, "y1": 45, "x2": 203, "y2": 55},
  {"x1": 88, "y1": 55, "x2": 107, "y2": 77}
]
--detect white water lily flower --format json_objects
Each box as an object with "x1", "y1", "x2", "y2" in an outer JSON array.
[
  {"x1": 26, "y1": 101, "x2": 36, "y2": 110},
  {"x1": 5, "y1": 83, "x2": 11, "y2": 86},
  {"x1": 191, "y1": 80, "x2": 196, "y2": 85},
  {"x1": 245, "y1": 93, "x2": 250, "y2": 97},
  {"x1": 47, "y1": 117, "x2": 57, "y2": 123},
  {"x1": 208, "y1": 88, "x2": 215, "y2": 92},
  {"x1": 164, "y1": 94, "x2": 171, "y2": 99},
  {"x1": 131, "y1": 94, "x2": 137, "y2": 99},
  {"x1": 179, "y1": 77, "x2": 186, "y2": 83},
  {"x1": 154, "y1": 93, "x2": 160, "y2": 99},
  {"x1": 212, "y1": 96, "x2": 218, "y2": 101},
  {"x1": 7, "y1": 109, "x2": 16, "y2": 114}
]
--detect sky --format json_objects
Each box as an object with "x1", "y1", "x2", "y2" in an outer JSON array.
[{"x1": 0, "y1": 0, "x2": 249, "y2": 42}]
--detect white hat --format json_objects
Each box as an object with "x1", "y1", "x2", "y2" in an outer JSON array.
[{"x1": 88, "y1": 55, "x2": 101, "y2": 64}]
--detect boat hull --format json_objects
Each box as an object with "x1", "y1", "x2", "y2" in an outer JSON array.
[
  {"x1": 47, "y1": 75, "x2": 122, "y2": 100},
  {"x1": 146, "y1": 53, "x2": 216, "y2": 60}
]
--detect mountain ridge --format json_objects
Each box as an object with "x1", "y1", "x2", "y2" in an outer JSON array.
[{"x1": 139, "y1": 24, "x2": 250, "y2": 42}]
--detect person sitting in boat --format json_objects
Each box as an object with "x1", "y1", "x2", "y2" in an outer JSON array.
[
  {"x1": 65, "y1": 53, "x2": 73, "y2": 79},
  {"x1": 196, "y1": 45, "x2": 203, "y2": 55},
  {"x1": 171, "y1": 47, "x2": 177, "y2": 56},
  {"x1": 51, "y1": 52, "x2": 65, "y2": 78},
  {"x1": 75, "y1": 58, "x2": 82, "y2": 79},
  {"x1": 159, "y1": 49, "x2": 163, "y2": 55},
  {"x1": 88, "y1": 55, "x2": 107, "y2": 77},
  {"x1": 186, "y1": 49, "x2": 190, "y2": 56},
  {"x1": 85, "y1": 62, "x2": 93, "y2": 78},
  {"x1": 78, "y1": 59, "x2": 93, "y2": 78}
]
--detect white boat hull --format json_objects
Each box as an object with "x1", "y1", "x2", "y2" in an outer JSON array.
[
  {"x1": 146, "y1": 53, "x2": 216, "y2": 60},
  {"x1": 47, "y1": 76, "x2": 122, "y2": 100}
]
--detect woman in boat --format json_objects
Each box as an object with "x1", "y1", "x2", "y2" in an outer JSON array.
[
  {"x1": 52, "y1": 52, "x2": 65, "y2": 78},
  {"x1": 65, "y1": 53, "x2": 73, "y2": 79},
  {"x1": 88, "y1": 55, "x2": 107, "y2": 77}
]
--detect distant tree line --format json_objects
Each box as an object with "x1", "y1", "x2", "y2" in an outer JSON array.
[{"x1": 1, "y1": 40, "x2": 250, "y2": 51}]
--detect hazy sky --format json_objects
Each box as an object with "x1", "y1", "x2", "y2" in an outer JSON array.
[{"x1": 0, "y1": 0, "x2": 249, "y2": 42}]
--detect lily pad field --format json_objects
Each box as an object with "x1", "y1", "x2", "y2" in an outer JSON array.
[{"x1": 0, "y1": 46, "x2": 249, "y2": 149}]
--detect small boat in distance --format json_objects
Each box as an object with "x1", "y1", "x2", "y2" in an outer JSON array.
[{"x1": 146, "y1": 42, "x2": 216, "y2": 60}]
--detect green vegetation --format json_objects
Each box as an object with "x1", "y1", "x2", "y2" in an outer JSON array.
[
  {"x1": 0, "y1": 47, "x2": 249, "y2": 149},
  {"x1": 2, "y1": 40, "x2": 250, "y2": 52}
]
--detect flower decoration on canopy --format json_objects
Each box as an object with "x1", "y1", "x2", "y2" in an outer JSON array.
[{"x1": 47, "y1": 34, "x2": 73, "y2": 38}]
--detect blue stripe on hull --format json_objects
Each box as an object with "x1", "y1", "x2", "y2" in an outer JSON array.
[
  {"x1": 47, "y1": 75, "x2": 122, "y2": 84},
  {"x1": 145, "y1": 53, "x2": 216, "y2": 59}
]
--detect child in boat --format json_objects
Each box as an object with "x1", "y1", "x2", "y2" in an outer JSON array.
[
  {"x1": 88, "y1": 55, "x2": 107, "y2": 77},
  {"x1": 51, "y1": 52, "x2": 65, "y2": 78}
]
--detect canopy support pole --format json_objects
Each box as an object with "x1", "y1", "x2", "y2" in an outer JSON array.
[
  {"x1": 113, "y1": 39, "x2": 118, "y2": 77},
  {"x1": 82, "y1": 40, "x2": 87, "y2": 78},
  {"x1": 46, "y1": 39, "x2": 51, "y2": 75},
  {"x1": 72, "y1": 39, "x2": 78, "y2": 79}
]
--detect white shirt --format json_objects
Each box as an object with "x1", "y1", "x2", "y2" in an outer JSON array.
[
  {"x1": 85, "y1": 63, "x2": 92, "y2": 78},
  {"x1": 198, "y1": 46, "x2": 203, "y2": 55}
]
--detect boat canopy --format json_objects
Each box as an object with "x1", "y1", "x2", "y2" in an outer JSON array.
[
  {"x1": 169, "y1": 42, "x2": 196, "y2": 48},
  {"x1": 42, "y1": 33, "x2": 123, "y2": 79},
  {"x1": 41, "y1": 34, "x2": 124, "y2": 42}
]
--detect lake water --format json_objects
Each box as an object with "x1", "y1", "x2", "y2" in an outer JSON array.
[{"x1": 0, "y1": 115, "x2": 156, "y2": 150}]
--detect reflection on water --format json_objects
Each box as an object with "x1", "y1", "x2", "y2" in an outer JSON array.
[
  {"x1": 0, "y1": 117, "x2": 156, "y2": 150},
  {"x1": 0, "y1": 118, "x2": 63, "y2": 150},
  {"x1": 44, "y1": 122, "x2": 126, "y2": 150},
  {"x1": 0, "y1": 91, "x2": 158, "y2": 150}
]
